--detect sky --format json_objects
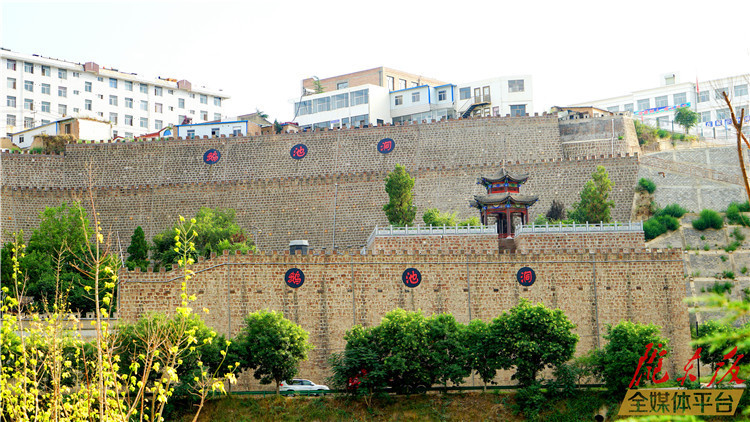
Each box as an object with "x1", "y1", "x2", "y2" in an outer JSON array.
[{"x1": 3, "y1": 0, "x2": 750, "y2": 122}]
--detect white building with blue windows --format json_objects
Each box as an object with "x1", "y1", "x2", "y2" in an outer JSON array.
[{"x1": 293, "y1": 74, "x2": 533, "y2": 130}]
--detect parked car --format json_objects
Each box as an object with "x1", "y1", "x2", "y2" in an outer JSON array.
[{"x1": 279, "y1": 379, "x2": 330, "y2": 395}]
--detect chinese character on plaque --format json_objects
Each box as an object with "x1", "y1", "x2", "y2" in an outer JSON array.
[
  {"x1": 284, "y1": 268, "x2": 305, "y2": 288},
  {"x1": 203, "y1": 149, "x2": 221, "y2": 164},
  {"x1": 516, "y1": 267, "x2": 535, "y2": 287},
  {"x1": 402, "y1": 268, "x2": 422, "y2": 288},
  {"x1": 290, "y1": 144, "x2": 308, "y2": 160},
  {"x1": 377, "y1": 138, "x2": 395, "y2": 154}
]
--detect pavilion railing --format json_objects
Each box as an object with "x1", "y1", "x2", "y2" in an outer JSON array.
[
  {"x1": 515, "y1": 221, "x2": 644, "y2": 235},
  {"x1": 365, "y1": 224, "x2": 496, "y2": 248}
]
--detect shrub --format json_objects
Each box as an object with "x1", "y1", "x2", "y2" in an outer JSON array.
[
  {"x1": 592, "y1": 321, "x2": 669, "y2": 396},
  {"x1": 742, "y1": 266, "x2": 748, "y2": 274},
  {"x1": 672, "y1": 133, "x2": 685, "y2": 140},
  {"x1": 513, "y1": 381, "x2": 546, "y2": 419},
  {"x1": 422, "y1": 208, "x2": 457, "y2": 226},
  {"x1": 704, "y1": 244, "x2": 710, "y2": 251},
  {"x1": 643, "y1": 218, "x2": 666, "y2": 241},
  {"x1": 656, "y1": 128, "x2": 669, "y2": 138},
  {"x1": 457, "y1": 216, "x2": 480, "y2": 227},
  {"x1": 656, "y1": 204, "x2": 688, "y2": 219},
  {"x1": 692, "y1": 209, "x2": 724, "y2": 230},
  {"x1": 723, "y1": 271, "x2": 736, "y2": 280},
  {"x1": 637, "y1": 178, "x2": 657, "y2": 194},
  {"x1": 724, "y1": 241, "x2": 741, "y2": 253},
  {"x1": 726, "y1": 203, "x2": 750, "y2": 227},
  {"x1": 546, "y1": 199, "x2": 566, "y2": 221},
  {"x1": 657, "y1": 215, "x2": 680, "y2": 231},
  {"x1": 733, "y1": 227, "x2": 746, "y2": 241}
]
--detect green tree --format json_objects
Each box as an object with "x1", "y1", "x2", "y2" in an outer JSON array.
[
  {"x1": 465, "y1": 319, "x2": 498, "y2": 390},
  {"x1": 569, "y1": 165, "x2": 615, "y2": 223},
  {"x1": 424, "y1": 313, "x2": 471, "y2": 388},
  {"x1": 422, "y1": 208, "x2": 457, "y2": 226},
  {"x1": 234, "y1": 310, "x2": 312, "y2": 394},
  {"x1": 125, "y1": 226, "x2": 149, "y2": 271},
  {"x1": 489, "y1": 299, "x2": 578, "y2": 386},
  {"x1": 383, "y1": 164, "x2": 416, "y2": 226},
  {"x1": 693, "y1": 320, "x2": 738, "y2": 371},
  {"x1": 592, "y1": 321, "x2": 669, "y2": 395},
  {"x1": 273, "y1": 119, "x2": 283, "y2": 134},
  {"x1": 151, "y1": 207, "x2": 254, "y2": 270},
  {"x1": 674, "y1": 107, "x2": 699, "y2": 135}
]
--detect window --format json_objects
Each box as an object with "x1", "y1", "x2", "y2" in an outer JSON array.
[
  {"x1": 190, "y1": 93, "x2": 195, "y2": 98},
  {"x1": 24, "y1": 117, "x2": 33, "y2": 128},
  {"x1": 214, "y1": 97, "x2": 221, "y2": 106},
  {"x1": 459, "y1": 87, "x2": 471, "y2": 100},
  {"x1": 58, "y1": 69, "x2": 67, "y2": 79},
  {"x1": 140, "y1": 100, "x2": 148, "y2": 111},
  {"x1": 387, "y1": 76, "x2": 395, "y2": 91},
  {"x1": 736, "y1": 84, "x2": 748, "y2": 97},
  {"x1": 109, "y1": 95, "x2": 117, "y2": 106},
  {"x1": 7, "y1": 59, "x2": 16, "y2": 70},
  {"x1": 200, "y1": 94, "x2": 207, "y2": 104},
  {"x1": 412, "y1": 92, "x2": 420, "y2": 102},
  {"x1": 155, "y1": 103, "x2": 163, "y2": 113},
  {"x1": 169, "y1": 106, "x2": 174, "y2": 111},
  {"x1": 7, "y1": 96, "x2": 16, "y2": 107},
  {"x1": 155, "y1": 119, "x2": 163, "y2": 129},
  {"x1": 58, "y1": 104, "x2": 67, "y2": 116},
  {"x1": 97, "y1": 76, "x2": 103, "y2": 82},
  {"x1": 201, "y1": 110, "x2": 208, "y2": 120},
  {"x1": 295, "y1": 100, "x2": 312, "y2": 115},
  {"x1": 7, "y1": 78, "x2": 15, "y2": 89},
  {"x1": 655, "y1": 95, "x2": 668, "y2": 107},
  {"x1": 178, "y1": 98, "x2": 185, "y2": 108},
  {"x1": 24, "y1": 81, "x2": 33, "y2": 92},
  {"x1": 337, "y1": 81, "x2": 348, "y2": 90},
  {"x1": 333, "y1": 93, "x2": 348, "y2": 109},
  {"x1": 189, "y1": 110, "x2": 195, "y2": 115},
  {"x1": 233, "y1": 128, "x2": 242, "y2": 136},
  {"x1": 607, "y1": 106, "x2": 619, "y2": 113},
  {"x1": 351, "y1": 114, "x2": 369, "y2": 127},
  {"x1": 510, "y1": 104, "x2": 526, "y2": 117},
  {"x1": 187, "y1": 129, "x2": 195, "y2": 139},
  {"x1": 624, "y1": 103, "x2": 634, "y2": 112},
  {"x1": 84, "y1": 81, "x2": 92, "y2": 92},
  {"x1": 313, "y1": 97, "x2": 330, "y2": 112},
  {"x1": 24, "y1": 99, "x2": 33, "y2": 110},
  {"x1": 24, "y1": 62, "x2": 33, "y2": 73},
  {"x1": 97, "y1": 112, "x2": 103, "y2": 117},
  {"x1": 350, "y1": 89, "x2": 368, "y2": 106},
  {"x1": 715, "y1": 87, "x2": 728, "y2": 100},
  {"x1": 398, "y1": 79, "x2": 406, "y2": 90},
  {"x1": 717, "y1": 109, "x2": 730, "y2": 120},
  {"x1": 411, "y1": 81, "x2": 418, "y2": 88},
  {"x1": 124, "y1": 115, "x2": 133, "y2": 126},
  {"x1": 698, "y1": 90, "x2": 709, "y2": 102},
  {"x1": 178, "y1": 115, "x2": 186, "y2": 124},
  {"x1": 154, "y1": 86, "x2": 162, "y2": 96},
  {"x1": 214, "y1": 113, "x2": 221, "y2": 120},
  {"x1": 673, "y1": 92, "x2": 687, "y2": 105},
  {"x1": 73, "y1": 72, "x2": 80, "y2": 78},
  {"x1": 124, "y1": 97, "x2": 133, "y2": 108},
  {"x1": 41, "y1": 101, "x2": 50, "y2": 112},
  {"x1": 438, "y1": 90, "x2": 447, "y2": 101},
  {"x1": 124, "y1": 132, "x2": 132, "y2": 138},
  {"x1": 57, "y1": 86, "x2": 67, "y2": 98},
  {"x1": 73, "y1": 107, "x2": 79, "y2": 113},
  {"x1": 140, "y1": 117, "x2": 148, "y2": 128},
  {"x1": 508, "y1": 79, "x2": 525, "y2": 92},
  {"x1": 124, "y1": 81, "x2": 133, "y2": 91},
  {"x1": 41, "y1": 119, "x2": 50, "y2": 125},
  {"x1": 166, "y1": 89, "x2": 173, "y2": 95},
  {"x1": 211, "y1": 128, "x2": 220, "y2": 136},
  {"x1": 394, "y1": 95, "x2": 403, "y2": 106},
  {"x1": 699, "y1": 111, "x2": 711, "y2": 122},
  {"x1": 109, "y1": 78, "x2": 117, "y2": 88},
  {"x1": 140, "y1": 84, "x2": 148, "y2": 94},
  {"x1": 41, "y1": 65, "x2": 51, "y2": 76},
  {"x1": 85, "y1": 99, "x2": 92, "y2": 111},
  {"x1": 73, "y1": 90, "x2": 79, "y2": 95},
  {"x1": 6, "y1": 115, "x2": 15, "y2": 126},
  {"x1": 637, "y1": 99, "x2": 650, "y2": 110}
]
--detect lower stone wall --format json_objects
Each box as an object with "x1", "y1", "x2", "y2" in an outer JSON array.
[
  {"x1": 369, "y1": 233, "x2": 499, "y2": 253},
  {"x1": 514, "y1": 231, "x2": 645, "y2": 252},
  {"x1": 119, "y1": 248, "x2": 691, "y2": 389}
]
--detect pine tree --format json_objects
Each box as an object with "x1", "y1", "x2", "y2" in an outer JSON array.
[
  {"x1": 126, "y1": 226, "x2": 149, "y2": 271},
  {"x1": 569, "y1": 166, "x2": 615, "y2": 223},
  {"x1": 383, "y1": 164, "x2": 416, "y2": 226}
]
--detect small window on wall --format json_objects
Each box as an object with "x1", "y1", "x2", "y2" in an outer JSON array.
[
  {"x1": 187, "y1": 129, "x2": 195, "y2": 139},
  {"x1": 459, "y1": 87, "x2": 471, "y2": 100},
  {"x1": 699, "y1": 111, "x2": 711, "y2": 122},
  {"x1": 395, "y1": 95, "x2": 403, "y2": 106},
  {"x1": 508, "y1": 79, "x2": 525, "y2": 92},
  {"x1": 336, "y1": 81, "x2": 348, "y2": 89},
  {"x1": 412, "y1": 92, "x2": 420, "y2": 102},
  {"x1": 211, "y1": 128, "x2": 220, "y2": 136},
  {"x1": 387, "y1": 76, "x2": 395, "y2": 91},
  {"x1": 438, "y1": 90, "x2": 447, "y2": 101},
  {"x1": 510, "y1": 104, "x2": 526, "y2": 117},
  {"x1": 398, "y1": 79, "x2": 407, "y2": 90}
]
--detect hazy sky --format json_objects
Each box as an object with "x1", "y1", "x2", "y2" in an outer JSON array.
[{"x1": 3, "y1": 0, "x2": 750, "y2": 121}]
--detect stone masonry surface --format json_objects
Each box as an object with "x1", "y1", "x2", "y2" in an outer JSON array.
[
  {"x1": 1, "y1": 115, "x2": 641, "y2": 251},
  {"x1": 118, "y1": 248, "x2": 691, "y2": 390}
]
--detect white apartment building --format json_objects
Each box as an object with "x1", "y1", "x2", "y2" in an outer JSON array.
[
  {"x1": 294, "y1": 85, "x2": 391, "y2": 130},
  {"x1": 293, "y1": 75, "x2": 533, "y2": 130},
  {"x1": 572, "y1": 73, "x2": 750, "y2": 140},
  {"x1": 1, "y1": 48, "x2": 229, "y2": 139}
]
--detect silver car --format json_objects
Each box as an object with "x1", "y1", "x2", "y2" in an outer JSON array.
[{"x1": 279, "y1": 378, "x2": 330, "y2": 395}]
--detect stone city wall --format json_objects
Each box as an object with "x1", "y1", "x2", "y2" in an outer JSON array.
[
  {"x1": 118, "y1": 247, "x2": 691, "y2": 389},
  {"x1": 514, "y1": 231, "x2": 645, "y2": 252}
]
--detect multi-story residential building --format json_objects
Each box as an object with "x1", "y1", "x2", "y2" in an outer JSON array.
[
  {"x1": 294, "y1": 68, "x2": 533, "y2": 130},
  {"x1": 572, "y1": 73, "x2": 750, "y2": 139},
  {"x1": 1, "y1": 48, "x2": 229, "y2": 139}
]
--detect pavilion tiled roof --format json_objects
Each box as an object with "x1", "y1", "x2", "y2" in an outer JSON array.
[
  {"x1": 477, "y1": 168, "x2": 530, "y2": 185},
  {"x1": 469, "y1": 193, "x2": 539, "y2": 208}
]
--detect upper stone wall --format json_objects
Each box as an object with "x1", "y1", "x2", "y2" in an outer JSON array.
[{"x1": 1, "y1": 115, "x2": 565, "y2": 189}]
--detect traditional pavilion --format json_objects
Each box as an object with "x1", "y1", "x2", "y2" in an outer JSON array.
[{"x1": 469, "y1": 169, "x2": 539, "y2": 238}]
